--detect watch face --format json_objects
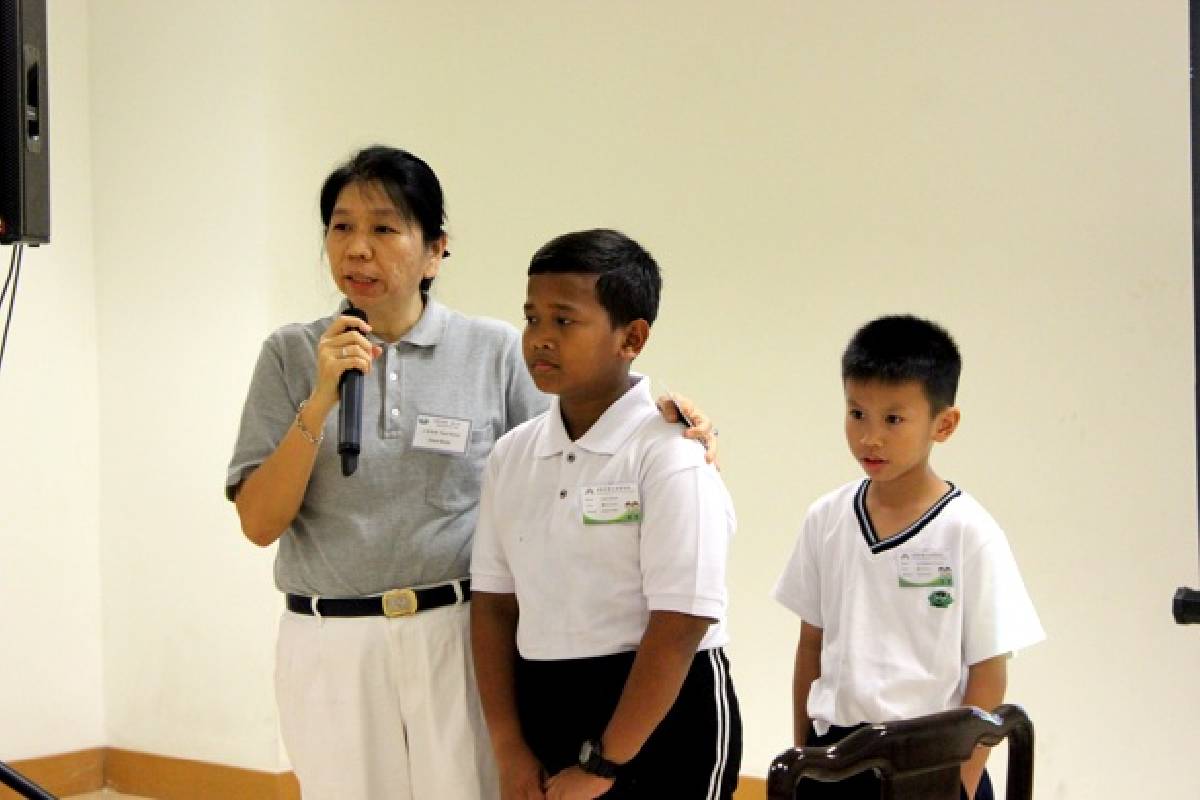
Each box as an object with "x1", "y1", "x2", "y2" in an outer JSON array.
[{"x1": 578, "y1": 739, "x2": 617, "y2": 779}]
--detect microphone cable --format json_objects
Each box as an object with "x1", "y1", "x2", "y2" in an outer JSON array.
[{"x1": 0, "y1": 243, "x2": 24, "y2": 378}]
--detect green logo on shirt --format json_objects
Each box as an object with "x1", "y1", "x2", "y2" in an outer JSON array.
[{"x1": 928, "y1": 590, "x2": 954, "y2": 609}]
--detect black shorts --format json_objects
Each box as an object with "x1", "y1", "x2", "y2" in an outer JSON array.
[
  {"x1": 515, "y1": 647, "x2": 742, "y2": 799},
  {"x1": 795, "y1": 724, "x2": 994, "y2": 800}
]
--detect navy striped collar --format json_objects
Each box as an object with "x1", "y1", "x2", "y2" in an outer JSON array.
[{"x1": 853, "y1": 480, "x2": 961, "y2": 554}]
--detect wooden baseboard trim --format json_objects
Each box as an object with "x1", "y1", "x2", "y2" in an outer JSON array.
[
  {"x1": 105, "y1": 749, "x2": 299, "y2": 800},
  {"x1": 2, "y1": 749, "x2": 104, "y2": 799},
  {"x1": 3, "y1": 748, "x2": 298, "y2": 800},
  {"x1": 6, "y1": 747, "x2": 757, "y2": 800},
  {"x1": 734, "y1": 775, "x2": 766, "y2": 800}
]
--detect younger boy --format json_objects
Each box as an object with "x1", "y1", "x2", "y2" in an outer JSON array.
[
  {"x1": 471, "y1": 229, "x2": 741, "y2": 799},
  {"x1": 773, "y1": 315, "x2": 1044, "y2": 800}
]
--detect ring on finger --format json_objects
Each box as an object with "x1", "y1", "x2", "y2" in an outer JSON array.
[{"x1": 340, "y1": 346, "x2": 347, "y2": 358}]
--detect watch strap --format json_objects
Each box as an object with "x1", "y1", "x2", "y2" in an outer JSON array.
[{"x1": 579, "y1": 738, "x2": 621, "y2": 780}]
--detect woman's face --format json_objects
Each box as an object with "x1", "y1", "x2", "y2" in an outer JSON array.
[{"x1": 325, "y1": 180, "x2": 443, "y2": 314}]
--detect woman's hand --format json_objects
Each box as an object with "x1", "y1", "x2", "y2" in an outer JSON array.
[
  {"x1": 310, "y1": 314, "x2": 382, "y2": 410},
  {"x1": 544, "y1": 766, "x2": 612, "y2": 800},
  {"x1": 656, "y1": 392, "x2": 720, "y2": 467}
]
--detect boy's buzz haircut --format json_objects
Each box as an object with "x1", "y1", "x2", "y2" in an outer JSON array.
[
  {"x1": 528, "y1": 228, "x2": 661, "y2": 327},
  {"x1": 842, "y1": 315, "x2": 962, "y2": 412}
]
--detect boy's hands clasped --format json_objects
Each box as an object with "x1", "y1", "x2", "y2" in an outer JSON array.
[
  {"x1": 544, "y1": 765, "x2": 613, "y2": 799},
  {"x1": 499, "y1": 760, "x2": 612, "y2": 800},
  {"x1": 497, "y1": 742, "x2": 547, "y2": 800}
]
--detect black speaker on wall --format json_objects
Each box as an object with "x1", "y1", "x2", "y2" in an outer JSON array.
[{"x1": 0, "y1": 0, "x2": 48, "y2": 245}]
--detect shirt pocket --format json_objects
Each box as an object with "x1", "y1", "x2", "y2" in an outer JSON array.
[
  {"x1": 424, "y1": 427, "x2": 493, "y2": 512},
  {"x1": 571, "y1": 489, "x2": 643, "y2": 584}
]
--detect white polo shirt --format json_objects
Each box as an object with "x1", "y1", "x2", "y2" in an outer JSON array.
[
  {"x1": 471, "y1": 375, "x2": 735, "y2": 661},
  {"x1": 773, "y1": 480, "x2": 1044, "y2": 735}
]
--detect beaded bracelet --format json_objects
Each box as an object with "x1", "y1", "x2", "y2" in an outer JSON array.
[{"x1": 295, "y1": 400, "x2": 324, "y2": 446}]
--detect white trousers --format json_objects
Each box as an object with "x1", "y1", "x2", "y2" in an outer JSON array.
[{"x1": 275, "y1": 602, "x2": 499, "y2": 800}]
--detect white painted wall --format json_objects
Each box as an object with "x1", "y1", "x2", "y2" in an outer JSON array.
[
  {"x1": 5, "y1": 2, "x2": 1198, "y2": 797},
  {"x1": 86, "y1": 0, "x2": 281, "y2": 771},
  {"x1": 0, "y1": 1, "x2": 105, "y2": 761}
]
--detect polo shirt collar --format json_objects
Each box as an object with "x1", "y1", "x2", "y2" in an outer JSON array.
[
  {"x1": 334, "y1": 294, "x2": 449, "y2": 347},
  {"x1": 535, "y1": 374, "x2": 655, "y2": 458}
]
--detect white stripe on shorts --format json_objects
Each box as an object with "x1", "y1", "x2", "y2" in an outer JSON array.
[{"x1": 705, "y1": 649, "x2": 731, "y2": 800}]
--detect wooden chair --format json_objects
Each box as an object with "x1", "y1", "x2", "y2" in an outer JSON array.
[{"x1": 766, "y1": 704, "x2": 1034, "y2": 800}]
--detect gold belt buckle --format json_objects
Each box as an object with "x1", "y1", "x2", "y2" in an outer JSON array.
[{"x1": 382, "y1": 588, "x2": 418, "y2": 618}]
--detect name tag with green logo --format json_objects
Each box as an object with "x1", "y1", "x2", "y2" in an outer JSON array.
[
  {"x1": 898, "y1": 549, "x2": 953, "y2": 588},
  {"x1": 581, "y1": 483, "x2": 641, "y2": 525}
]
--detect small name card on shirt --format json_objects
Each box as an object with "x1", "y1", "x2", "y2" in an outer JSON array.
[
  {"x1": 412, "y1": 414, "x2": 472, "y2": 455},
  {"x1": 581, "y1": 483, "x2": 642, "y2": 525},
  {"x1": 897, "y1": 549, "x2": 954, "y2": 587}
]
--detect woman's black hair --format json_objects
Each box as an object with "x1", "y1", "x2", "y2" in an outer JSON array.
[{"x1": 319, "y1": 146, "x2": 448, "y2": 292}]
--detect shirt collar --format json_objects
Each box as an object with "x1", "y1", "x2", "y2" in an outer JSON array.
[
  {"x1": 534, "y1": 374, "x2": 656, "y2": 458},
  {"x1": 401, "y1": 296, "x2": 449, "y2": 347},
  {"x1": 334, "y1": 294, "x2": 448, "y2": 348}
]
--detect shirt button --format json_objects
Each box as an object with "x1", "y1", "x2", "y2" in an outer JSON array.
[
  {"x1": 559, "y1": 489, "x2": 567, "y2": 499},
  {"x1": 389, "y1": 372, "x2": 398, "y2": 381},
  {"x1": 390, "y1": 408, "x2": 400, "y2": 417},
  {"x1": 567, "y1": 453, "x2": 576, "y2": 463}
]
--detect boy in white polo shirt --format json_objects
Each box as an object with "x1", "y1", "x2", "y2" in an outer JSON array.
[
  {"x1": 773, "y1": 315, "x2": 1044, "y2": 800},
  {"x1": 471, "y1": 229, "x2": 740, "y2": 800}
]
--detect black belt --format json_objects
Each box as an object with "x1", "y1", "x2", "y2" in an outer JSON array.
[{"x1": 286, "y1": 579, "x2": 471, "y2": 619}]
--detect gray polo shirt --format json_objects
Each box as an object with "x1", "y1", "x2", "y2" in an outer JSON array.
[{"x1": 226, "y1": 297, "x2": 549, "y2": 597}]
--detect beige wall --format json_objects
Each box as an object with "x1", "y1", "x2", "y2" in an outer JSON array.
[
  {"x1": 3, "y1": 1, "x2": 1197, "y2": 796},
  {"x1": 0, "y1": 1, "x2": 105, "y2": 761}
]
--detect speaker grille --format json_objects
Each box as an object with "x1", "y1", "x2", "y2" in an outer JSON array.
[
  {"x1": 0, "y1": 0, "x2": 49, "y2": 245},
  {"x1": 0, "y1": 0, "x2": 23, "y2": 242}
]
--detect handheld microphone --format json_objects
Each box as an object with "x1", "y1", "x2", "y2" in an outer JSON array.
[{"x1": 338, "y1": 306, "x2": 368, "y2": 476}]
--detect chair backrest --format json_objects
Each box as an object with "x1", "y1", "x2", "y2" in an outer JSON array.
[{"x1": 766, "y1": 704, "x2": 1034, "y2": 800}]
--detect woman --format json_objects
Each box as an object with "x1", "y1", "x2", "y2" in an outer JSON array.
[{"x1": 225, "y1": 146, "x2": 714, "y2": 800}]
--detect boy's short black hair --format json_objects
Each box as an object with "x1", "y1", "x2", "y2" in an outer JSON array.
[
  {"x1": 320, "y1": 145, "x2": 448, "y2": 292},
  {"x1": 528, "y1": 229, "x2": 661, "y2": 326},
  {"x1": 842, "y1": 315, "x2": 962, "y2": 412}
]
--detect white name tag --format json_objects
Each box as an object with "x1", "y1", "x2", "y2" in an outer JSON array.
[
  {"x1": 898, "y1": 549, "x2": 954, "y2": 588},
  {"x1": 581, "y1": 483, "x2": 641, "y2": 525},
  {"x1": 412, "y1": 414, "x2": 472, "y2": 455}
]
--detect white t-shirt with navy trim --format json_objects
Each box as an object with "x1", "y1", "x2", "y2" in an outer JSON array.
[
  {"x1": 471, "y1": 375, "x2": 735, "y2": 661},
  {"x1": 773, "y1": 479, "x2": 1045, "y2": 735}
]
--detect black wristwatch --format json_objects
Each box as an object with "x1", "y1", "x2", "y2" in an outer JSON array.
[{"x1": 578, "y1": 738, "x2": 621, "y2": 780}]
